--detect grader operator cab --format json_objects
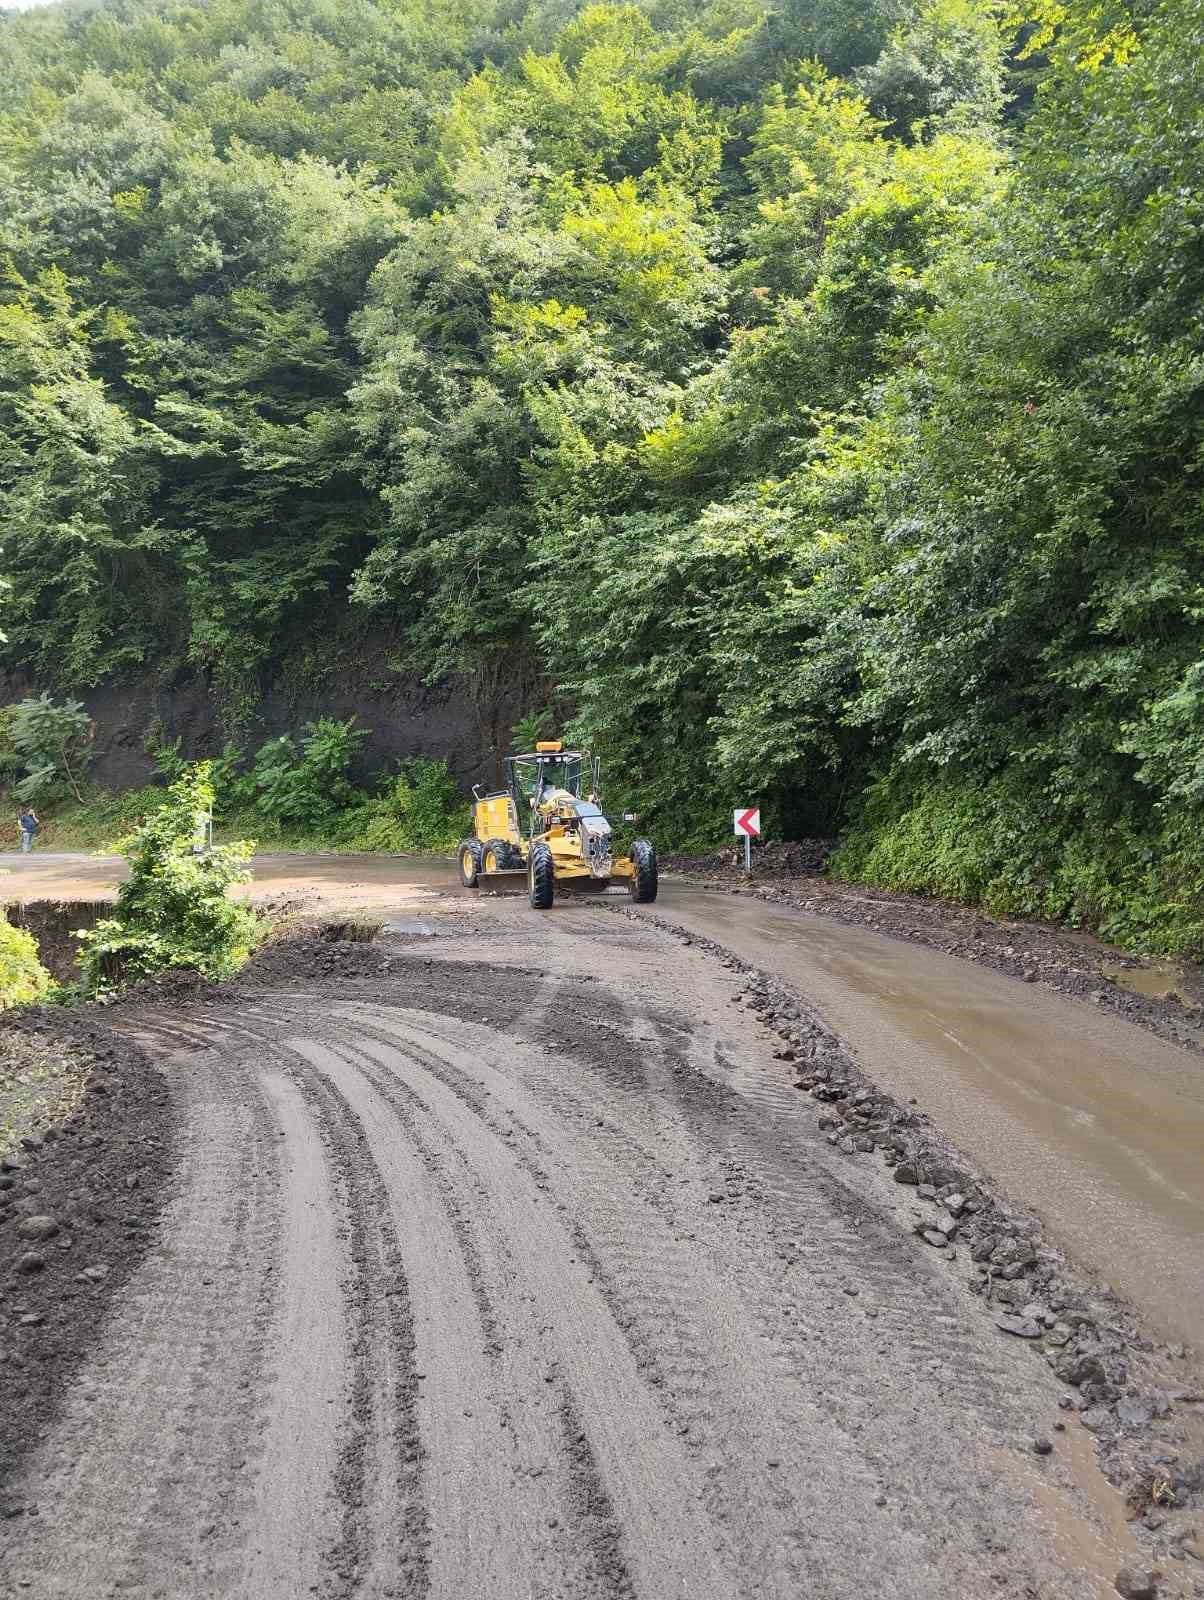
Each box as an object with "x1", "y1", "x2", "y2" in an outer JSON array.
[{"x1": 458, "y1": 741, "x2": 657, "y2": 909}]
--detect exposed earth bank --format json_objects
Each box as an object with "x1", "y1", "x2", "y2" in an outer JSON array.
[{"x1": 1, "y1": 900, "x2": 1201, "y2": 1599}]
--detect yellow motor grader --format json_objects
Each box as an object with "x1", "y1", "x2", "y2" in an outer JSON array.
[{"x1": 458, "y1": 742, "x2": 657, "y2": 909}]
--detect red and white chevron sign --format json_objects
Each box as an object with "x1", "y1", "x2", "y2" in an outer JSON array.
[{"x1": 733, "y1": 807, "x2": 761, "y2": 837}]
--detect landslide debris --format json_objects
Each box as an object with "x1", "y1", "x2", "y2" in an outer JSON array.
[{"x1": 0, "y1": 1010, "x2": 174, "y2": 1500}]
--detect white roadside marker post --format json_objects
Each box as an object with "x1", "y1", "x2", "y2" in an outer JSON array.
[{"x1": 733, "y1": 807, "x2": 761, "y2": 875}]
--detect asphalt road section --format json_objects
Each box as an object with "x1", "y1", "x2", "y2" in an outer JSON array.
[
  {"x1": 0, "y1": 851, "x2": 454, "y2": 906},
  {"x1": 651, "y1": 883, "x2": 1204, "y2": 1351},
  {"x1": 0, "y1": 906, "x2": 1160, "y2": 1600}
]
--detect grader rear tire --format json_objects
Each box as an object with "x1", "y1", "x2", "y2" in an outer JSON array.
[
  {"x1": 627, "y1": 838, "x2": 658, "y2": 903},
  {"x1": 483, "y1": 838, "x2": 515, "y2": 872},
  {"x1": 528, "y1": 842, "x2": 555, "y2": 909},
  {"x1": 459, "y1": 838, "x2": 485, "y2": 887}
]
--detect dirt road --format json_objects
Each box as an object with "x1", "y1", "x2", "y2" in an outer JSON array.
[
  {"x1": 653, "y1": 885, "x2": 1204, "y2": 1351},
  {"x1": 2, "y1": 903, "x2": 1165, "y2": 1599},
  {"x1": 6, "y1": 851, "x2": 1201, "y2": 1348}
]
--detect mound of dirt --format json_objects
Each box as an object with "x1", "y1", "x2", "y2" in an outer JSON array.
[
  {"x1": 0, "y1": 1010, "x2": 174, "y2": 1502},
  {"x1": 662, "y1": 838, "x2": 835, "y2": 879}
]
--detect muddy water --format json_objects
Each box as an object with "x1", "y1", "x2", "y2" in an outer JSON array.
[
  {"x1": 1102, "y1": 959, "x2": 1201, "y2": 1008},
  {"x1": 654, "y1": 884, "x2": 1204, "y2": 1347}
]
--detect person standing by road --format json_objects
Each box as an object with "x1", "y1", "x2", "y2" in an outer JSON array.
[{"x1": 16, "y1": 804, "x2": 39, "y2": 853}]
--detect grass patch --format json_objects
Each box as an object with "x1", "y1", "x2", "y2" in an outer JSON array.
[{"x1": 2, "y1": 758, "x2": 468, "y2": 857}]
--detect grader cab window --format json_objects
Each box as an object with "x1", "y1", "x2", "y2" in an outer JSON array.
[{"x1": 508, "y1": 754, "x2": 584, "y2": 821}]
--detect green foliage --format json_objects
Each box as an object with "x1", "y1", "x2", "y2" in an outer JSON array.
[
  {"x1": 511, "y1": 709, "x2": 552, "y2": 751},
  {"x1": 834, "y1": 773, "x2": 1204, "y2": 959},
  {"x1": 339, "y1": 757, "x2": 468, "y2": 851},
  {"x1": 0, "y1": 920, "x2": 52, "y2": 1010},
  {"x1": 77, "y1": 764, "x2": 259, "y2": 993},
  {"x1": 0, "y1": 695, "x2": 92, "y2": 801},
  {"x1": 0, "y1": 0, "x2": 1201, "y2": 955},
  {"x1": 245, "y1": 717, "x2": 369, "y2": 827}
]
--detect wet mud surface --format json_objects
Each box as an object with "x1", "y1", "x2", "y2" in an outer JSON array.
[
  {"x1": 653, "y1": 883, "x2": 1204, "y2": 1353},
  {"x1": 668, "y1": 863, "x2": 1204, "y2": 1055},
  {"x1": 2, "y1": 905, "x2": 1201, "y2": 1599}
]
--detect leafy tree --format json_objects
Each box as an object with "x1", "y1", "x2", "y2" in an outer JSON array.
[
  {"x1": 0, "y1": 0, "x2": 1200, "y2": 954},
  {"x1": 248, "y1": 717, "x2": 369, "y2": 827},
  {"x1": 77, "y1": 763, "x2": 258, "y2": 992},
  {"x1": 0, "y1": 695, "x2": 93, "y2": 801}
]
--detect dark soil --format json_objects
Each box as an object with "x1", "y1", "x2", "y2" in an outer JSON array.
[
  {"x1": 666, "y1": 848, "x2": 1204, "y2": 1057},
  {"x1": 0, "y1": 1008, "x2": 175, "y2": 1504},
  {"x1": 4, "y1": 901, "x2": 108, "y2": 985}
]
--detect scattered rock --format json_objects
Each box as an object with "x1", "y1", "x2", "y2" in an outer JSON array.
[
  {"x1": 14, "y1": 1252, "x2": 46, "y2": 1275},
  {"x1": 994, "y1": 1314, "x2": 1042, "y2": 1339},
  {"x1": 893, "y1": 1164, "x2": 919, "y2": 1185},
  {"x1": 1117, "y1": 1397, "x2": 1157, "y2": 1429},
  {"x1": 1114, "y1": 1567, "x2": 1160, "y2": 1599},
  {"x1": 16, "y1": 1215, "x2": 60, "y2": 1243},
  {"x1": 1033, "y1": 1438, "x2": 1053, "y2": 1456},
  {"x1": 920, "y1": 1229, "x2": 949, "y2": 1249}
]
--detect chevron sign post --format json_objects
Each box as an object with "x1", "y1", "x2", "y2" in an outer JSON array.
[{"x1": 733, "y1": 807, "x2": 761, "y2": 873}]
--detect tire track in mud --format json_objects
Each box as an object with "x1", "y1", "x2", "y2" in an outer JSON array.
[
  {"x1": 274, "y1": 1011, "x2": 738, "y2": 1599},
  {"x1": 141, "y1": 1011, "x2": 432, "y2": 1599},
  {"x1": 0, "y1": 1041, "x2": 292, "y2": 1597},
  {"x1": 4, "y1": 917, "x2": 1145, "y2": 1600},
  {"x1": 535, "y1": 932, "x2": 1040, "y2": 1573},
  {"x1": 318, "y1": 992, "x2": 1046, "y2": 1598}
]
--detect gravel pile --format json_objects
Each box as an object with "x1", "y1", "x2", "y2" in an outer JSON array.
[{"x1": 661, "y1": 838, "x2": 836, "y2": 879}]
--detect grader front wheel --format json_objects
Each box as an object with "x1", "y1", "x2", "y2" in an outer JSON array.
[
  {"x1": 528, "y1": 842, "x2": 555, "y2": 909},
  {"x1": 627, "y1": 838, "x2": 658, "y2": 903},
  {"x1": 483, "y1": 837, "x2": 515, "y2": 872}
]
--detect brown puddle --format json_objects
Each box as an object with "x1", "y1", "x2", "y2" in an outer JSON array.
[
  {"x1": 1102, "y1": 960, "x2": 1201, "y2": 1009},
  {"x1": 1011, "y1": 1426, "x2": 1139, "y2": 1600}
]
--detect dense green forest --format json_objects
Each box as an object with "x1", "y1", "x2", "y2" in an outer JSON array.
[{"x1": 0, "y1": 0, "x2": 1201, "y2": 953}]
